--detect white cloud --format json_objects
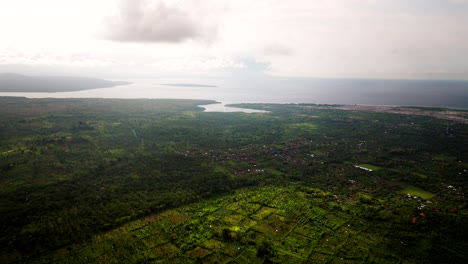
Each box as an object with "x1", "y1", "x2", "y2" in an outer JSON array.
[
  {"x1": 103, "y1": 0, "x2": 225, "y2": 43},
  {"x1": 220, "y1": 0, "x2": 468, "y2": 79},
  {"x1": 148, "y1": 56, "x2": 245, "y2": 71},
  {"x1": 0, "y1": 0, "x2": 467, "y2": 79},
  {"x1": 261, "y1": 44, "x2": 293, "y2": 56},
  {"x1": 0, "y1": 49, "x2": 113, "y2": 68},
  {"x1": 447, "y1": 0, "x2": 468, "y2": 3}
]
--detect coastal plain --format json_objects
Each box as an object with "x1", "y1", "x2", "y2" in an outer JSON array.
[{"x1": 0, "y1": 98, "x2": 466, "y2": 263}]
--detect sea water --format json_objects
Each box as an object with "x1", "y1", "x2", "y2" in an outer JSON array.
[{"x1": 1, "y1": 77, "x2": 467, "y2": 111}]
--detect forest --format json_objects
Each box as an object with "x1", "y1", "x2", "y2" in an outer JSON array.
[{"x1": 0, "y1": 97, "x2": 466, "y2": 263}]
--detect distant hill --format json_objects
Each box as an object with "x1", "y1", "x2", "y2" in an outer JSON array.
[{"x1": 0, "y1": 73, "x2": 131, "y2": 92}]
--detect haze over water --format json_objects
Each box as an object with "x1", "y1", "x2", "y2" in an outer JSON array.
[{"x1": 1, "y1": 77, "x2": 468, "y2": 110}]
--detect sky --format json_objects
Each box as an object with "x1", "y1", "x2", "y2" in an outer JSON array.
[{"x1": 0, "y1": 0, "x2": 467, "y2": 80}]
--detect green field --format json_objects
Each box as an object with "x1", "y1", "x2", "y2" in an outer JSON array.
[
  {"x1": 358, "y1": 164, "x2": 382, "y2": 171},
  {"x1": 412, "y1": 172, "x2": 428, "y2": 179},
  {"x1": 402, "y1": 186, "x2": 437, "y2": 200},
  {"x1": 32, "y1": 185, "x2": 444, "y2": 263}
]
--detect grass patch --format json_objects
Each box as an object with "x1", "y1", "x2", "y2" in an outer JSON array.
[
  {"x1": 287, "y1": 122, "x2": 320, "y2": 135},
  {"x1": 359, "y1": 164, "x2": 382, "y2": 171},
  {"x1": 401, "y1": 186, "x2": 436, "y2": 200},
  {"x1": 434, "y1": 155, "x2": 455, "y2": 162},
  {"x1": 312, "y1": 150, "x2": 325, "y2": 156},
  {"x1": 411, "y1": 172, "x2": 428, "y2": 179},
  {"x1": 265, "y1": 168, "x2": 283, "y2": 176},
  {"x1": 0, "y1": 150, "x2": 14, "y2": 155},
  {"x1": 214, "y1": 166, "x2": 229, "y2": 174},
  {"x1": 290, "y1": 123, "x2": 318, "y2": 129}
]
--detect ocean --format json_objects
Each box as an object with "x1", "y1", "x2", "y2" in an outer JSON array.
[{"x1": 1, "y1": 77, "x2": 467, "y2": 111}]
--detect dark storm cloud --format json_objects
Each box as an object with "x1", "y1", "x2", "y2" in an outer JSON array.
[{"x1": 104, "y1": 0, "x2": 202, "y2": 43}]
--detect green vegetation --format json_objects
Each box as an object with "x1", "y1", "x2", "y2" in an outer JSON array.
[
  {"x1": 359, "y1": 164, "x2": 382, "y2": 171},
  {"x1": 31, "y1": 185, "x2": 447, "y2": 263},
  {"x1": 0, "y1": 98, "x2": 466, "y2": 263},
  {"x1": 401, "y1": 186, "x2": 436, "y2": 200},
  {"x1": 412, "y1": 172, "x2": 428, "y2": 179}
]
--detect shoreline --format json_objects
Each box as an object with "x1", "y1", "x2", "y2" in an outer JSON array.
[
  {"x1": 300, "y1": 104, "x2": 468, "y2": 124},
  {"x1": 225, "y1": 102, "x2": 468, "y2": 123},
  {"x1": 0, "y1": 95, "x2": 467, "y2": 122}
]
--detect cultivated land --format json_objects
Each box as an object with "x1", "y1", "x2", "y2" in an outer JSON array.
[{"x1": 0, "y1": 98, "x2": 466, "y2": 263}]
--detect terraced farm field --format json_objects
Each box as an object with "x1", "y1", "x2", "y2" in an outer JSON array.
[{"x1": 35, "y1": 185, "x2": 462, "y2": 263}]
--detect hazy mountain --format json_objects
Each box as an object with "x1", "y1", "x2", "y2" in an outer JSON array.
[{"x1": 0, "y1": 73, "x2": 131, "y2": 92}]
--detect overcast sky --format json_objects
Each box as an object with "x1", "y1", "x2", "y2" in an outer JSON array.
[{"x1": 0, "y1": 0, "x2": 467, "y2": 80}]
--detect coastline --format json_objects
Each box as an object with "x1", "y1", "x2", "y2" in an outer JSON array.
[
  {"x1": 225, "y1": 103, "x2": 468, "y2": 123},
  {"x1": 0, "y1": 94, "x2": 466, "y2": 122},
  {"x1": 300, "y1": 104, "x2": 468, "y2": 124}
]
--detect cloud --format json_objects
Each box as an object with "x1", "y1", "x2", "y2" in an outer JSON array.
[
  {"x1": 103, "y1": 0, "x2": 220, "y2": 43},
  {"x1": 0, "y1": 49, "x2": 113, "y2": 68},
  {"x1": 261, "y1": 44, "x2": 293, "y2": 56},
  {"x1": 148, "y1": 56, "x2": 246, "y2": 71},
  {"x1": 1, "y1": 0, "x2": 467, "y2": 80}
]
